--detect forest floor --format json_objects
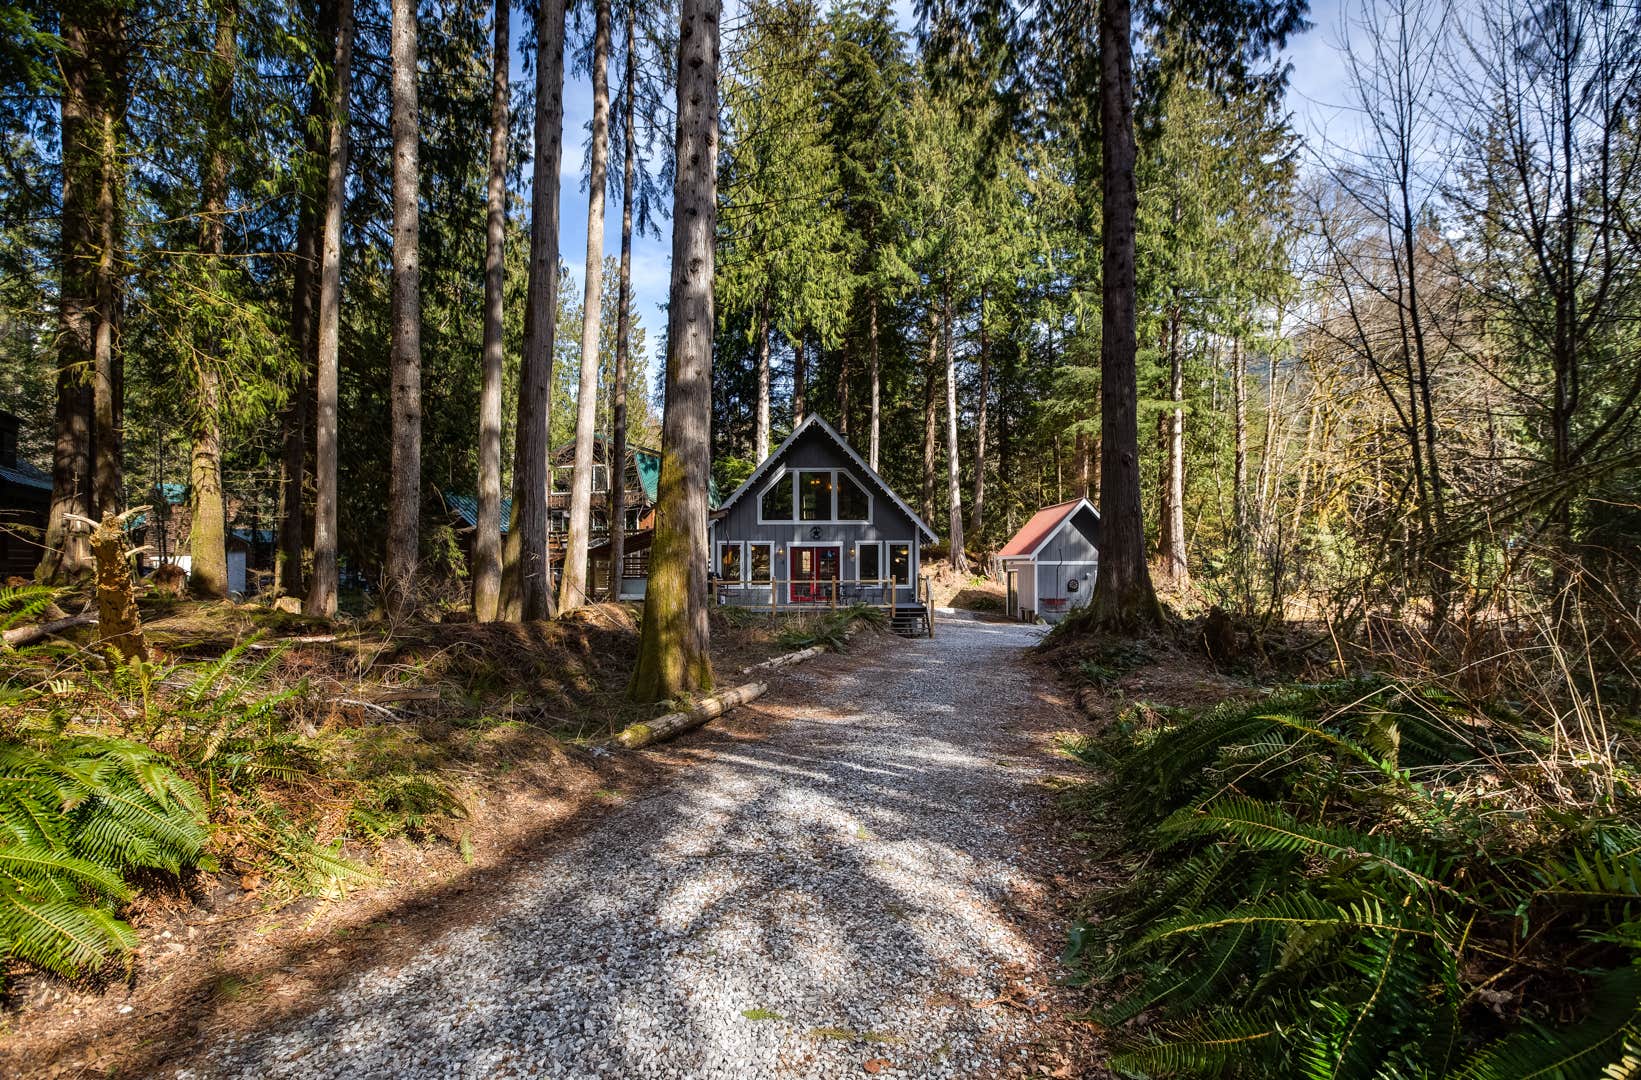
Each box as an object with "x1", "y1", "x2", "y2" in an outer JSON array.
[{"x1": 7, "y1": 608, "x2": 1125, "y2": 1079}]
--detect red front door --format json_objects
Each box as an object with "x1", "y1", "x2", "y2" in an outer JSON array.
[{"x1": 790, "y1": 546, "x2": 840, "y2": 603}]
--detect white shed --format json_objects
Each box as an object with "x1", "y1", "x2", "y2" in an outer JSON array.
[{"x1": 997, "y1": 498, "x2": 1100, "y2": 623}]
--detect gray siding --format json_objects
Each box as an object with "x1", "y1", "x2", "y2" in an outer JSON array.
[
  {"x1": 1037, "y1": 505, "x2": 1101, "y2": 564},
  {"x1": 712, "y1": 425, "x2": 922, "y2": 584}
]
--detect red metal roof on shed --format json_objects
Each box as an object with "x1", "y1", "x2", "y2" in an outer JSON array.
[{"x1": 997, "y1": 499, "x2": 1084, "y2": 559}]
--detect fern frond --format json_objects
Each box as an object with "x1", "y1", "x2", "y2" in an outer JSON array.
[{"x1": 1455, "y1": 966, "x2": 1641, "y2": 1080}]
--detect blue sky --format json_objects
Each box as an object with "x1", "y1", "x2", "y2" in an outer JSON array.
[{"x1": 518, "y1": 0, "x2": 1351, "y2": 382}]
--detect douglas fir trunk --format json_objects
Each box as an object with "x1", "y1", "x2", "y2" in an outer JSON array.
[{"x1": 473, "y1": 0, "x2": 509, "y2": 621}]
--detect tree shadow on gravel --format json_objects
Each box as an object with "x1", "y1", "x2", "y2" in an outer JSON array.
[{"x1": 11, "y1": 622, "x2": 1088, "y2": 1079}]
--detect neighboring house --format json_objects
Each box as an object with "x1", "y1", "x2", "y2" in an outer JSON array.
[
  {"x1": 0, "y1": 410, "x2": 51, "y2": 581},
  {"x1": 129, "y1": 483, "x2": 272, "y2": 595},
  {"x1": 710, "y1": 414, "x2": 937, "y2": 633},
  {"x1": 997, "y1": 498, "x2": 1101, "y2": 623},
  {"x1": 445, "y1": 438, "x2": 713, "y2": 601}
]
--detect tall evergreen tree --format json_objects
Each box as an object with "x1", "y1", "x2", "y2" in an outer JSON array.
[{"x1": 630, "y1": 0, "x2": 718, "y2": 702}]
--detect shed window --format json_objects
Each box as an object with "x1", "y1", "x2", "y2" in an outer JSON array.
[
  {"x1": 798, "y1": 471, "x2": 833, "y2": 521},
  {"x1": 837, "y1": 473, "x2": 869, "y2": 521},
  {"x1": 760, "y1": 473, "x2": 794, "y2": 520}
]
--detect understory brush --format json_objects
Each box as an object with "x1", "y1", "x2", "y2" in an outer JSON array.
[
  {"x1": 0, "y1": 586, "x2": 465, "y2": 989},
  {"x1": 1064, "y1": 673, "x2": 1641, "y2": 1078},
  {"x1": 775, "y1": 603, "x2": 886, "y2": 651}
]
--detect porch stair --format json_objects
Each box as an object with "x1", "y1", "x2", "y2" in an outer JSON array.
[{"x1": 887, "y1": 604, "x2": 930, "y2": 637}]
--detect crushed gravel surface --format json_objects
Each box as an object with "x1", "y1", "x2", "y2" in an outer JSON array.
[{"x1": 180, "y1": 614, "x2": 1090, "y2": 1079}]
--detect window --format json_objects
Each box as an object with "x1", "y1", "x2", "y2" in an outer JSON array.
[
  {"x1": 592, "y1": 464, "x2": 609, "y2": 492},
  {"x1": 837, "y1": 472, "x2": 870, "y2": 521},
  {"x1": 718, "y1": 542, "x2": 743, "y2": 582},
  {"x1": 856, "y1": 542, "x2": 882, "y2": 582},
  {"x1": 889, "y1": 543, "x2": 912, "y2": 584},
  {"x1": 552, "y1": 467, "x2": 570, "y2": 493},
  {"x1": 798, "y1": 471, "x2": 833, "y2": 521},
  {"x1": 748, "y1": 542, "x2": 773, "y2": 584},
  {"x1": 550, "y1": 510, "x2": 569, "y2": 533},
  {"x1": 625, "y1": 506, "x2": 642, "y2": 531},
  {"x1": 760, "y1": 472, "x2": 794, "y2": 520}
]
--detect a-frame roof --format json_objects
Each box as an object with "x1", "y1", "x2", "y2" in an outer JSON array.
[
  {"x1": 716, "y1": 415, "x2": 938, "y2": 542},
  {"x1": 997, "y1": 497, "x2": 1100, "y2": 559}
]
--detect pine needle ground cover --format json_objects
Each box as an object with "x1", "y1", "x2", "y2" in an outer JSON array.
[{"x1": 1063, "y1": 673, "x2": 1641, "y2": 1079}]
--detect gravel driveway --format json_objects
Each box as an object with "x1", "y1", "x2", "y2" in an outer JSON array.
[{"x1": 182, "y1": 614, "x2": 1089, "y2": 1079}]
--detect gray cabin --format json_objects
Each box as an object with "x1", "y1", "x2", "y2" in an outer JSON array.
[
  {"x1": 709, "y1": 415, "x2": 937, "y2": 634},
  {"x1": 997, "y1": 498, "x2": 1101, "y2": 623}
]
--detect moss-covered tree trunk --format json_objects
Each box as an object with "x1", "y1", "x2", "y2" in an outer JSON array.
[
  {"x1": 629, "y1": 0, "x2": 719, "y2": 704},
  {"x1": 500, "y1": 0, "x2": 566, "y2": 623},
  {"x1": 473, "y1": 0, "x2": 509, "y2": 622},
  {"x1": 305, "y1": 0, "x2": 354, "y2": 617},
  {"x1": 562, "y1": 0, "x2": 612, "y2": 614}
]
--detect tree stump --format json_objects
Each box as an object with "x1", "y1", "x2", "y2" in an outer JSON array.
[{"x1": 71, "y1": 510, "x2": 149, "y2": 663}]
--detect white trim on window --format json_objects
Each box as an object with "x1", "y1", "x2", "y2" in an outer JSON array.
[
  {"x1": 746, "y1": 541, "x2": 775, "y2": 584},
  {"x1": 716, "y1": 540, "x2": 746, "y2": 583},
  {"x1": 887, "y1": 541, "x2": 915, "y2": 585},
  {"x1": 756, "y1": 466, "x2": 873, "y2": 525},
  {"x1": 854, "y1": 540, "x2": 885, "y2": 583}
]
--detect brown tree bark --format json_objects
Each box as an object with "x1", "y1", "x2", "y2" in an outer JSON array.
[
  {"x1": 1087, "y1": 0, "x2": 1159, "y2": 626},
  {"x1": 629, "y1": 0, "x2": 719, "y2": 702},
  {"x1": 562, "y1": 0, "x2": 613, "y2": 613},
  {"x1": 942, "y1": 278, "x2": 966, "y2": 573},
  {"x1": 305, "y1": 0, "x2": 353, "y2": 617},
  {"x1": 1232, "y1": 335, "x2": 1247, "y2": 532},
  {"x1": 473, "y1": 0, "x2": 508, "y2": 621},
  {"x1": 41, "y1": 2, "x2": 126, "y2": 583},
  {"x1": 608, "y1": 8, "x2": 637, "y2": 602},
  {"x1": 188, "y1": 0, "x2": 236, "y2": 600},
  {"x1": 384, "y1": 0, "x2": 422, "y2": 617},
  {"x1": 501, "y1": 0, "x2": 567, "y2": 622}
]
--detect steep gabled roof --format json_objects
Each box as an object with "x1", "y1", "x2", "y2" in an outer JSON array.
[
  {"x1": 716, "y1": 414, "x2": 937, "y2": 542},
  {"x1": 997, "y1": 498, "x2": 1099, "y2": 559}
]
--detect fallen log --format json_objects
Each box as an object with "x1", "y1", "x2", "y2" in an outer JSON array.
[
  {"x1": 2, "y1": 611, "x2": 99, "y2": 649},
  {"x1": 613, "y1": 681, "x2": 768, "y2": 749},
  {"x1": 740, "y1": 643, "x2": 826, "y2": 676}
]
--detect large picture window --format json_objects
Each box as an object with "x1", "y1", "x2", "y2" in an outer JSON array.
[
  {"x1": 758, "y1": 467, "x2": 873, "y2": 524},
  {"x1": 760, "y1": 473, "x2": 793, "y2": 520},
  {"x1": 837, "y1": 473, "x2": 869, "y2": 521},
  {"x1": 798, "y1": 471, "x2": 833, "y2": 521}
]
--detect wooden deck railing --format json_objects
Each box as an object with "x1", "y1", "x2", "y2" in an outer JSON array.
[{"x1": 709, "y1": 575, "x2": 935, "y2": 636}]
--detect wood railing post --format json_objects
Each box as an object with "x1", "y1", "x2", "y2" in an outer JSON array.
[
  {"x1": 889, "y1": 577, "x2": 896, "y2": 619},
  {"x1": 831, "y1": 576, "x2": 838, "y2": 610},
  {"x1": 771, "y1": 576, "x2": 777, "y2": 617}
]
